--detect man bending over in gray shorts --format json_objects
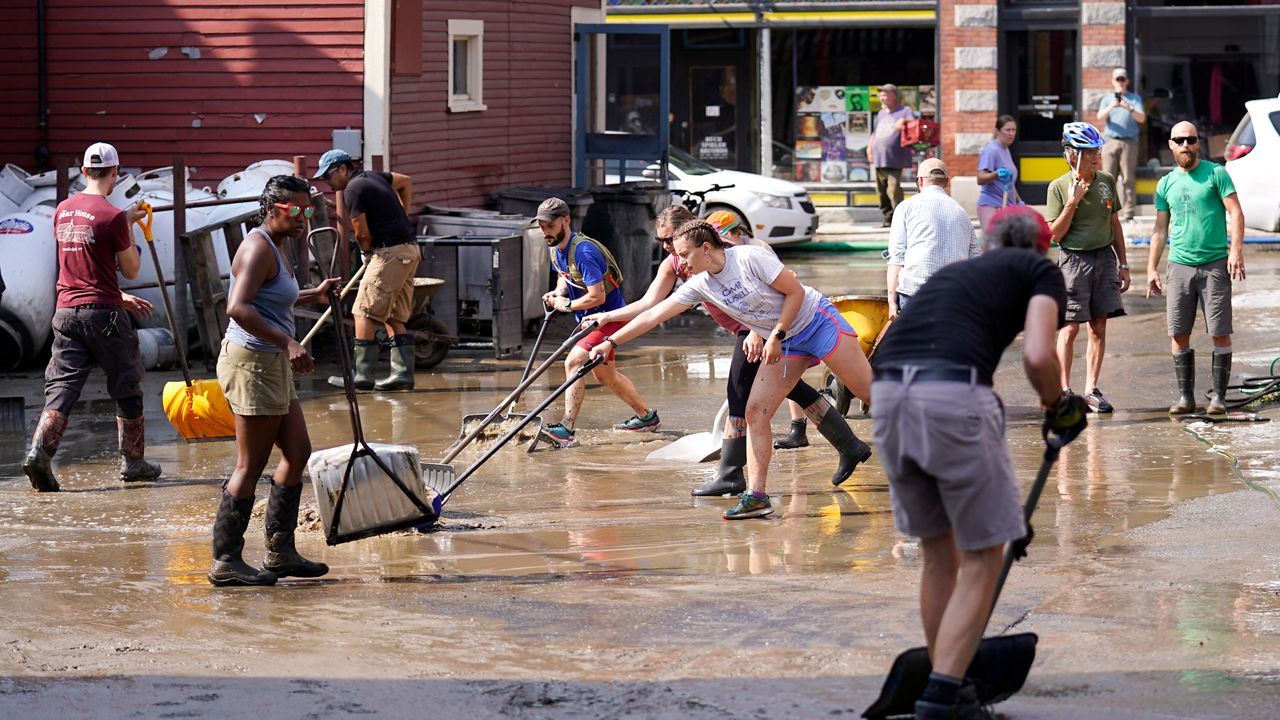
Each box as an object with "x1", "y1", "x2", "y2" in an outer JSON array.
[{"x1": 871, "y1": 206, "x2": 1088, "y2": 720}]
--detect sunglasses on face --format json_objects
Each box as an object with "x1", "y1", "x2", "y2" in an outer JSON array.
[
  {"x1": 656, "y1": 235, "x2": 673, "y2": 246},
  {"x1": 274, "y1": 203, "x2": 316, "y2": 219},
  {"x1": 1171, "y1": 136, "x2": 1199, "y2": 146}
]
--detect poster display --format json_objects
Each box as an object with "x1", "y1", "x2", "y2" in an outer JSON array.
[{"x1": 794, "y1": 84, "x2": 936, "y2": 185}]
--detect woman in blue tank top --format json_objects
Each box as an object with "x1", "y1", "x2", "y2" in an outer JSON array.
[{"x1": 209, "y1": 175, "x2": 341, "y2": 587}]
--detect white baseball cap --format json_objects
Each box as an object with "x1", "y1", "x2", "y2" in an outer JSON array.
[
  {"x1": 82, "y1": 142, "x2": 120, "y2": 168},
  {"x1": 1112, "y1": 68, "x2": 1129, "y2": 80}
]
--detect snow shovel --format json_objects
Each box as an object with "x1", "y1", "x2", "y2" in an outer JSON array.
[
  {"x1": 455, "y1": 305, "x2": 556, "y2": 444},
  {"x1": 645, "y1": 399, "x2": 729, "y2": 463},
  {"x1": 440, "y1": 318, "x2": 599, "y2": 461},
  {"x1": 862, "y1": 430, "x2": 1066, "y2": 719},
  {"x1": 136, "y1": 203, "x2": 236, "y2": 442},
  {"x1": 309, "y1": 286, "x2": 438, "y2": 545},
  {"x1": 422, "y1": 353, "x2": 606, "y2": 507}
]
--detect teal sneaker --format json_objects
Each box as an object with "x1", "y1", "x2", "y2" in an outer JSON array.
[
  {"x1": 723, "y1": 492, "x2": 773, "y2": 520},
  {"x1": 615, "y1": 410, "x2": 661, "y2": 432},
  {"x1": 539, "y1": 423, "x2": 578, "y2": 449}
]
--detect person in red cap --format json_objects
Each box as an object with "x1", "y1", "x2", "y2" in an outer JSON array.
[
  {"x1": 871, "y1": 205, "x2": 1086, "y2": 719},
  {"x1": 22, "y1": 142, "x2": 160, "y2": 492}
]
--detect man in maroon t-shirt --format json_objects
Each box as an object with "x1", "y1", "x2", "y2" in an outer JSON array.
[{"x1": 23, "y1": 142, "x2": 162, "y2": 492}]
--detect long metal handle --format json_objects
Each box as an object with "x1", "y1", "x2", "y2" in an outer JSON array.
[
  {"x1": 989, "y1": 440, "x2": 1061, "y2": 618},
  {"x1": 300, "y1": 264, "x2": 366, "y2": 347},
  {"x1": 135, "y1": 203, "x2": 194, "y2": 386},
  {"x1": 440, "y1": 320, "x2": 599, "y2": 464},
  {"x1": 511, "y1": 307, "x2": 556, "y2": 406},
  {"x1": 439, "y1": 354, "x2": 605, "y2": 502},
  {"x1": 327, "y1": 286, "x2": 366, "y2": 445}
]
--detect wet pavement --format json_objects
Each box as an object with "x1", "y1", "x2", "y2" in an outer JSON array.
[{"x1": 1, "y1": 248, "x2": 1278, "y2": 718}]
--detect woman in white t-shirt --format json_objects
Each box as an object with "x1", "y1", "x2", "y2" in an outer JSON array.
[
  {"x1": 583, "y1": 208, "x2": 867, "y2": 499},
  {"x1": 588, "y1": 220, "x2": 874, "y2": 520}
]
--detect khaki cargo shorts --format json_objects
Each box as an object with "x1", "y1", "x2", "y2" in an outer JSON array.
[
  {"x1": 217, "y1": 339, "x2": 297, "y2": 416},
  {"x1": 871, "y1": 372, "x2": 1025, "y2": 551},
  {"x1": 354, "y1": 243, "x2": 421, "y2": 324}
]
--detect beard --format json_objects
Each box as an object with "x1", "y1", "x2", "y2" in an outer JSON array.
[
  {"x1": 1175, "y1": 150, "x2": 1198, "y2": 169},
  {"x1": 544, "y1": 227, "x2": 566, "y2": 246}
]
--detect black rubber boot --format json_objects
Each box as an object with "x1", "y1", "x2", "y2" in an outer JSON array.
[
  {"x1": 117, "y1": 416, "x2": 162, "y2": 482},
  {"x1": 328, "y1": 340, "x2": 379, "y2": 391},
  {"x1": 374, "y1": 335, "x2": 415, "y2": 391},
  {"x1": 816, "y1": 405, "x2": 872, "y2": 486},
  {"x1": 1206, "y1": 351, "x2": 1231, "y2": 415},
  {"x1": 773, "y1": 419, "x2": 809, "y2": 449},
  {"x1": 1169, "y1": 349, "x2": 1198, "y2": 415},
  {"x1": 262, "y1": 482, "x2": 329, "y2": 579},
  {"x1": 691, "y1": 436, "x2": 747, "y2": 497},
  {"x1": 22, "y1": 409, "x2": 66, "y2": 492},
  {"x1": 209, "y1": 490, "x2": 278, "y2": 587}
]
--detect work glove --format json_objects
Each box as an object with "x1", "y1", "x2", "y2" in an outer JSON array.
[
  {"x1": 1043, "y1": 391, "x2": 1088, "y2": 446},
  {"x1": 996, "y1": 168, "x2": 1013, "y2": 182}
]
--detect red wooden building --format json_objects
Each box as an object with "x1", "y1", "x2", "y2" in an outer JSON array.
[{"x1": 2, "y1": 0, "x2": 604, "y2": 208}]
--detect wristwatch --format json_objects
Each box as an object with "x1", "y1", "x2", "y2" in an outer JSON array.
[
  {"x1": 560, "y1": 297, "x2": 572, "y2": 312},
  {"x1": 773, "y1": 328, "x2": 787, "y2": 341},
  {"x1": 1118, "y1": 263, "x2": 1129, "y2": 270}
]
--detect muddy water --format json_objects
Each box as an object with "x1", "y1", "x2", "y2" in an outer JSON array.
[{"x1": 1, "y1": 249, "x2": 1278, "y2": 718}]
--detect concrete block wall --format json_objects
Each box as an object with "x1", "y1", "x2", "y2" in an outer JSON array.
[{"x1": 940, "y1": 0, "x2": 999, "y2": 176}]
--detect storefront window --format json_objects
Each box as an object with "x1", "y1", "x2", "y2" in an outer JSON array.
[
  {"x1": 1136, "y1": 7, "x2": 1280, "y2": 164},
  {"x1": 770, "y1": 27, "x2": 935, "y2": 183}
]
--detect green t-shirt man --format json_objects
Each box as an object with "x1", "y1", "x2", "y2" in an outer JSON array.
[
  {"x1": 1154, "y1": 160, "x2": 1236, "y2": 266},
  {"x1": 1046, "y1": 170, "x2": 1119, "y2": 252}
]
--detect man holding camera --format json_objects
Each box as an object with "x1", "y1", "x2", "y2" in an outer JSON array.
[{"x1": 1096, "y1": 68, "x2": 1146, "y2": 224}]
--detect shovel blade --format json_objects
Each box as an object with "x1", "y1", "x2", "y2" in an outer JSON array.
[
  {"x1": 645, "y1": 431, "x2": 721, "y2": 463},
  {"x1": 862, "y1": 633, "x2": 1038, "y2": 719},
  {"x1": 161, "y1": 380, "x2": 235, "y2": 442}
]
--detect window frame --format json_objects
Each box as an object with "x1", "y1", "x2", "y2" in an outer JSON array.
[{"x1": 447, "y1": 19, "x2": 486, "y2": 113}]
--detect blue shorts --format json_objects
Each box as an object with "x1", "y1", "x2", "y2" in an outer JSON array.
[{"x1": 782, "y1": 297, "x2": 858, "y2": 366}]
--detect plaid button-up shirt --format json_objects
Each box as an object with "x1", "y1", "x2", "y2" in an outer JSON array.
[{"x1": 887, "y1": 185, "x2": 981, "y2": 296}]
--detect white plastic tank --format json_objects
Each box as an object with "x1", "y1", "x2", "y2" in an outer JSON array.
[
  {"x1": 0, "y1": 207, "x2": 57, "y2": 370},
  {"x1": 0, "y1": 164, "x2": 34, "y2": 215},
  {"x1": 121, "y1": 188, "x2": 221, "y2": 330},
  {"x1": 217, "y1": 160, "x2": 296, "y2": 201}
]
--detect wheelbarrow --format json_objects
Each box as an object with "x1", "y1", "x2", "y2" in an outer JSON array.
[
  {"x1": 822, "y1": 294, "x2": 891, "y2": 416},
  {"x1": 299, "y1": 229, "x2": 457, "y2": 370}
]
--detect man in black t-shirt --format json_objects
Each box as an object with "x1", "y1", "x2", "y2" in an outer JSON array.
[
  {"x1": 871, "y1": 207, "x2": 1087, "y2": 720},
  {"x1": 315, "y1": 149, "x2": 420, "y2": 391}
]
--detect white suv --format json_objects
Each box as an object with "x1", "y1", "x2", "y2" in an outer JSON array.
[{"x1": 1224, "y1": 98, "x2": 1280, "y2": 232}]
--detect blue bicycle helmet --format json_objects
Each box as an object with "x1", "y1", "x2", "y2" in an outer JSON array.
[{"x1": 1062, "y1": 122, "x2": 1106, "y2": 149}]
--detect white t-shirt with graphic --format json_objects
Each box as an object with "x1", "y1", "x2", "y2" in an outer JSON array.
[{"x1": 671, "y1": 245, "x2": 822, "y2": 337}]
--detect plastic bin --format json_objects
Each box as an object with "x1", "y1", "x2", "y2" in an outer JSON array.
[
  {"x1": 420, "y1": 211, "x2": 549, "y2": 323},
  {"x1": 582, "y1": 182, "x2": 672, "y2": 303},
  {"x1": 489, "y1": 186, "x2": 593, "y2": 234}
]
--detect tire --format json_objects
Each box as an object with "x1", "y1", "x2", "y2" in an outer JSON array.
[
  {"x1": 405, "y1": 314, "x2": 450, "y2": 369},
  {"x1": 824, "y1": 370, "x2": 852, "y2": 417}
]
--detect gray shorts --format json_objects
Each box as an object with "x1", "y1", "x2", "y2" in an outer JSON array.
[
  {"x1": 1166, "y1": 258, "x2": 1233, "y2": 338},
  {"x1": 1058, "y1": 247, "x2": 1125, "y2": 323},
  {"x1": 871, "y1": 373, "x2": 1025, "y2": 551}
]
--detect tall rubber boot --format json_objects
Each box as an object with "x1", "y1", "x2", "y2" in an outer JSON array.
[
  {"x1": 262, "y1": 482, "x2": 329, "y2": 578},
  {"x1": 374, "y1": 335, "x2": 416, "y2": 391},
  {"x1": 117, "y1": 416, "x2": 162, "y2": 482},
  {"x1": 22, "y1": 410, "x2": 67, "y2": 492},
  {"x1": 1206, "y1": 351, "x2": 1232, "y2": 415},
  {"x1": 773, "y1": 419, "x2": 809, "y2": 449},
  {"x1": 1169, "y1": 349, "x2": 1198, "y2": 415},
  {"x1": 208, "y1": 490, "x2": 278, "y2": 587},
  {"x1": 328, "y1": 339, "x2": 379, "y2": 391},
  {"x1": 691, "y1": 436, "x2": 747, "y2": 497},
  {"x1": 815, "y1": 404, "x2": 873, "y2": 486}
]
